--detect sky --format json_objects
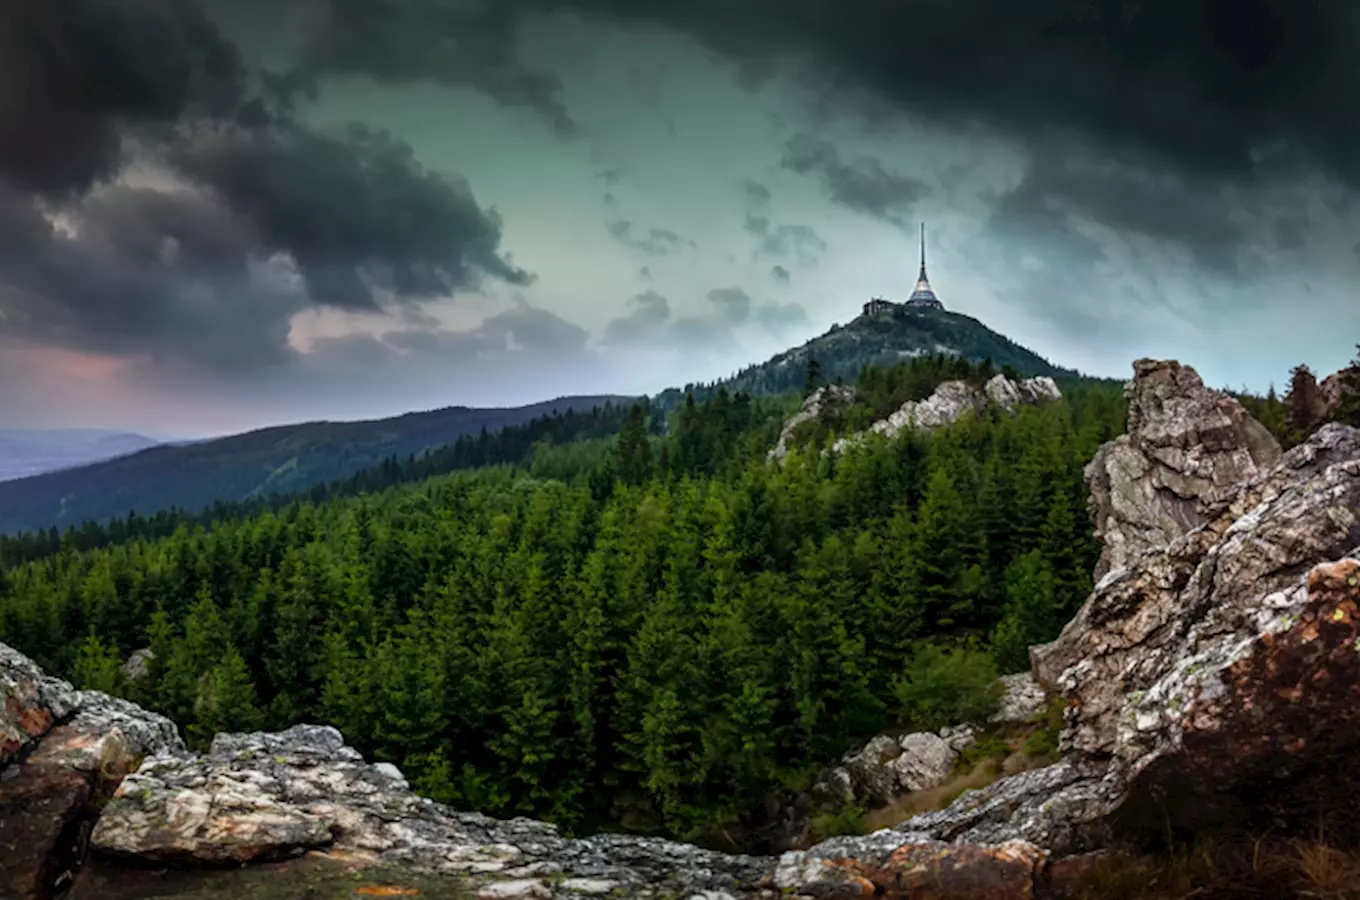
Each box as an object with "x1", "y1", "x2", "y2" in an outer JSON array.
[{"x1": 2, "y1": 0, "x2": 1359, "y2": 438}]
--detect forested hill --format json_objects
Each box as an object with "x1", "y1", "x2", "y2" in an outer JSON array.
[
  {"x1": 657, "y1": 307, "x2": 1083, "y2": 407},
  {"x1": 0, "y1": 396, "x2": 628, "y2": 536},
  {"x1": 0, "y1": 357, "x2": 1126, "y2": 851}
]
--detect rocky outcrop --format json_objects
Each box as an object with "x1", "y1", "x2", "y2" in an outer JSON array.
[
  {"x1": 768, "y1": 384, "x2": 856, "y2": 462},
  {"x1": 1084, "y1": 359, "x2": 1281, "y2": 582},
  {"x1": 770, "y1": 375, "x2": 1061, "y2": 463},
  {"x1": 1, "y1": 643, "x2": 184, "y2": 900},
  {"x1": 886, "y1": 365, "x2": 1360, "y2": 854},
  {"x1": 90, "y1": 723, "x2": 770, "y2": 896},
  {"x1": 989, "y1": 673, "x2": 1048, "y2": 725},
  {"x1": 832, "y1": 375, "x2": 1060, "y2": 455}
]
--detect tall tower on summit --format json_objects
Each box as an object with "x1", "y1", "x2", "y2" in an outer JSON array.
[{"x1": 905, "y1": 222, "x2": 943, "y2": 310}]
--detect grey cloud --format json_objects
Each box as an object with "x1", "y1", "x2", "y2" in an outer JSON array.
[
  {"x1": 257, "y1": 0, "x2": 575, "y2": 135},
  {"x1": 989, "y1": 147, "x2": 1248, "y2": 276},
  {"x1": 0, "y1": 182, "x2": 301, "y2": 371},
  {"x1": 0, "y1": 0, "x2": 530, "y2": 372},
  {"x1": 607, "y1": 220, "x2": 693, "y2": 256},
  {"x1": 170, "y1": 123, "x2": 531, "y2": 309},
  {"x1": 744, "y1": 215, "x2": 827, "y2": 263},
  {"x1": 239, "y1": 0, "x2": 1360, "y2": 258},
  {"x1": 638, "y1": 266, "x2": 653, "y2": 281},
  {"x1": 320, "y1": 304, "x2": 592, "y2": 365},
  {"x1": 707, "y1": 287, "x2": 753, "y2": 324},
  {"x1": 602, "y1": 290, "x2": 671, "y2": 346},
  {"x1": 740, "y1": 178, "x2": 772, "y2": 206},
  {"x1": 781, "y1": 134, "x2": 930, "y2": 226},
  {"x1": 771, "y1": 264, "x2": 790, "y2": 283},
  {"x1": 755, "y1": 302, "x2": 808, "y2": 332}
]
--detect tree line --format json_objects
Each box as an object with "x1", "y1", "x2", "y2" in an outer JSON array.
[{"x1": 0, "y1": 356, "x2": 1123, "y2": 851}]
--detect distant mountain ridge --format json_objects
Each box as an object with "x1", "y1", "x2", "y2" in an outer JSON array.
[
  {"x1": 0, "y1": 397, "x2": 629, "y2": 535},
  {"x1": 658, "y1": 307, "x2": 1080, "y2": 407},
  {"x1": 0, "y1": 308, "x2": 1089, "y2": 536},
  {"x1": 0, "y1": 429, "x2": 163, "y2": 482}
]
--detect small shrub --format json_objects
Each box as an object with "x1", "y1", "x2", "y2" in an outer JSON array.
[
  {"x1": 893, "y1": 643, "x2": 1004, "y2": 732},
  {"x1": 810, "y1": 803, "x2": 868, "y2": 842},
  {"x1": 954, "y1": 733, "x2": 1009, "y2": 774}
]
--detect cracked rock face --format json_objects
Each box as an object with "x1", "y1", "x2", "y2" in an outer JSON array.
[
  {"x1": 0, "y1": 642, "x2": 184, "y2": 900},
  {"x1": 768, "y1": 384, "x2": 856, "y2": 462},
  {"x1": 1084, "y1": 359, "x2": 1281, "y2": 582}
]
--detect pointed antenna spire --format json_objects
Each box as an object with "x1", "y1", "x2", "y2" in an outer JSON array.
[{"x1": 920, "y1": 222, "x2": 926, "y2": 272}]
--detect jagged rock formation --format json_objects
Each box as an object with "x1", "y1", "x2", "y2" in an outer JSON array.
[
  {"x1": 887, "y1": 367, "x2": 1360, "y2": 854},
  {"x1": 768, "y1": 384, "x2": 855, "y2": 461},
  {"x1": 1084, "y1": 359, "x2": 1281, "y2": 581},
  {"x1": 769, "y1": 374, "x2": 1061, "y2": 463}
]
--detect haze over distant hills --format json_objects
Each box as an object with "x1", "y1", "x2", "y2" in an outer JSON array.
[
  {"x1": 0, "y1": 397, "x2": 627, "y2": 535},
  {"x1": 0, "y1": 429, "x2": 165, "y2": 482}
]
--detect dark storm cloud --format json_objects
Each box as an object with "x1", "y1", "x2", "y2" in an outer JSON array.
[
  {"x1": 229, "y1": 0, "x2": 575, "y2": 135},
  {"x1": 169, "y1": 123, "x2": 531, "y2": 307},
  {"x1": 0, "y1": 0, "x2": 529, "y2": 369},
  {"x1": 988, "y1": 146, "x2": 1247, "y2": 275},
  {"x1": 771, "y1": 265, "x2": 791, "y2": 283},
  {"x1": 607, "y1": 220, "x2": 693, "y2": 256},
  {"x1": 0, "y1": 0, "x2": 246, "y2": 199},
  {"x1": 277, "y1": 0, "x2": 1360, "y2": 253},
  {"x1": 781, "y1": 135, "x2": 931, "y2": 227}
]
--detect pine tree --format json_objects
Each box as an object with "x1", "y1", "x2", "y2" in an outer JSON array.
[
  {"x1": 990, "y1": 551, "x2": 1059, "y2": 673},
  {"x1": 803, "y1": 358, "x2": 823, "y2": 399},
  {"x1": 190, "y1": 645, "x2": 263, "y2": 746},
  {"x1": 616, "y1": 404, "x2": 653, "y2": 486},
  {"x1": 70, "y1": 630, "x2": 125, "y2": 695}
]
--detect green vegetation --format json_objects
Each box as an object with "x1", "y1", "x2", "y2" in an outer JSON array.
[
  {"x1": 893, "y1": 643, "x2": 1004, "y2": 733},
  {"x1": 0, "y1": 355, "x2": 1123, "y2": 851},
  {"x1": 655, "y1": 307, "x2": 1081, "y2": 408}
]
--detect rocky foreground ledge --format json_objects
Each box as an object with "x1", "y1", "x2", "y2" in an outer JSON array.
[{"x1": 5, "y1": 358, "x2": 1360, "y2": 900}]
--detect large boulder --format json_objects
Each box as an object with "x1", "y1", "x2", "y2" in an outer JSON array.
[
  {"x1": 879, "y1": 365, "x2": 1360, "y2": 855},
  {"x1": 0, "y1": 643, "x2": 184, "y2": 900},
  {"x1": 1084, "y1": 359, "x2": 1281, "y2": 582},
  {"x1": 91, "y1": 723, "x2": 770, "y2": 896}
]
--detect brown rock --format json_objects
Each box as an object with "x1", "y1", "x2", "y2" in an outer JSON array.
[
  {"x1": 825, "y1": 840, "x2": 1047, "y2": 899},
  {"x1": 0, "y1": 724, "x2": 143, "y2": 899}
]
